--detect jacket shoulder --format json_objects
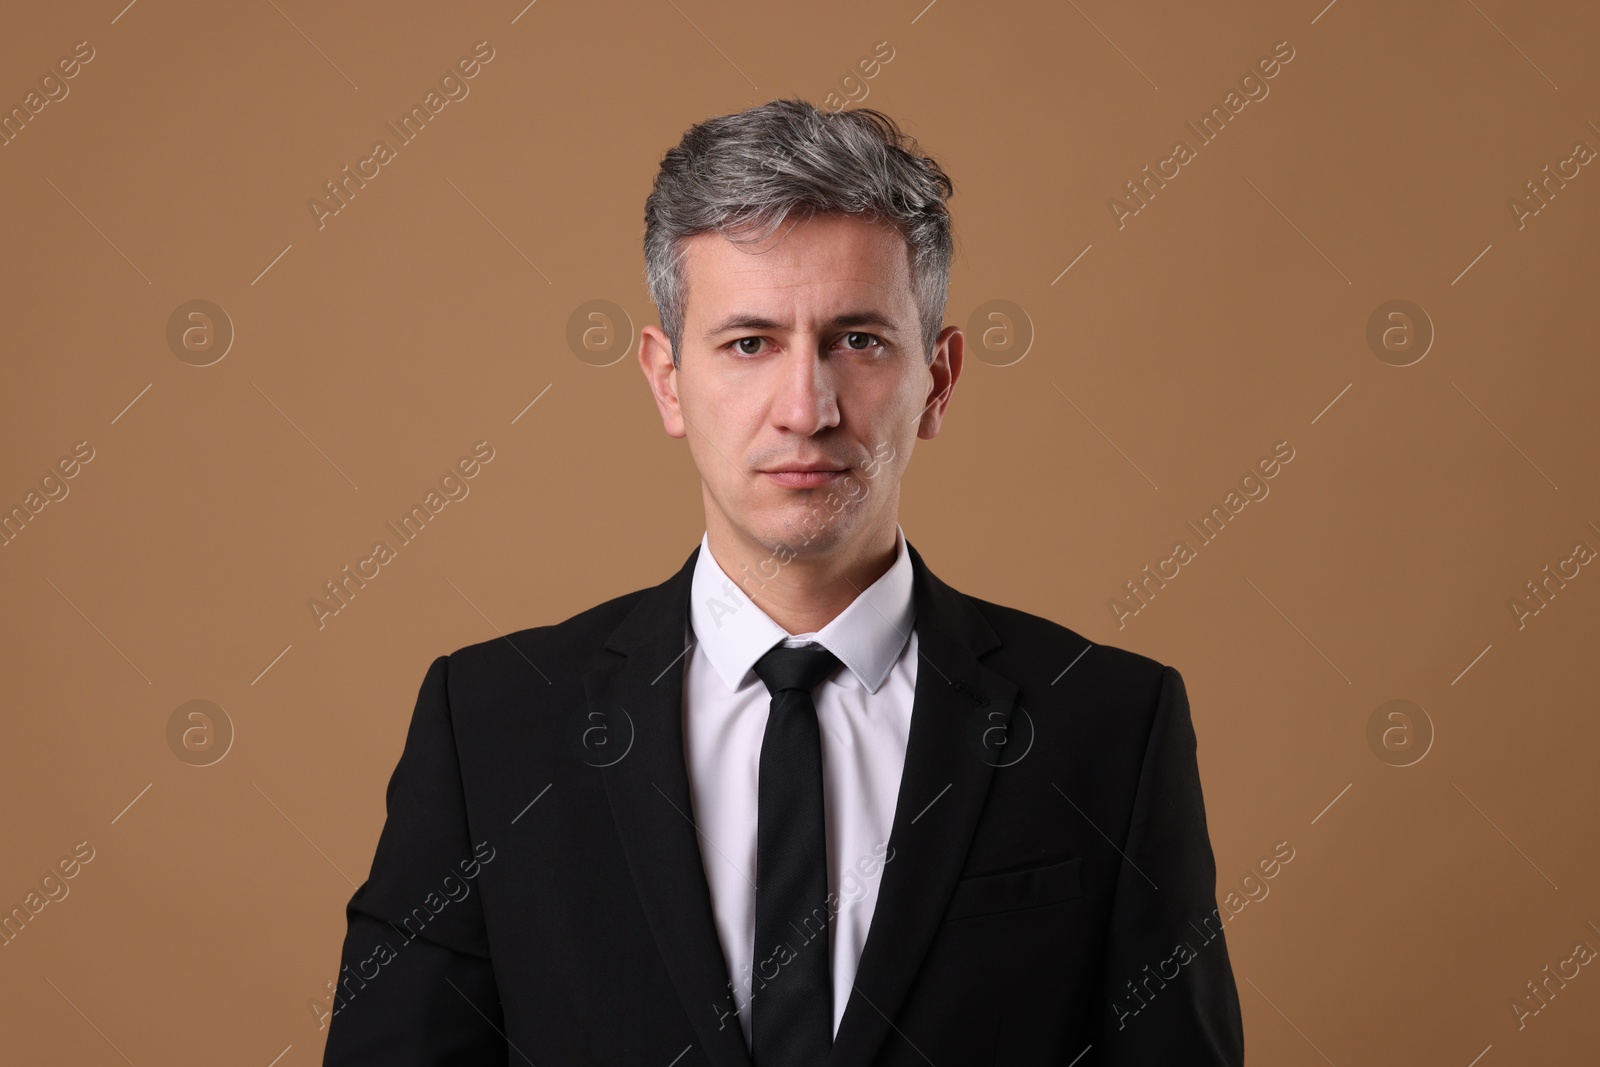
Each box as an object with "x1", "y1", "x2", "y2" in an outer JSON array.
[
  {"x1": 443, "y1": 584, "x2": 652, "y2": 677},
  {"x1": 962, "y1": 593, "x2": 1169, "y2": 688}
]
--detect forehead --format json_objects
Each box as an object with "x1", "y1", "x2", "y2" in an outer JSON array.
[{"x1": 680, "y1": 212, "x2": 914, "y2": 322}]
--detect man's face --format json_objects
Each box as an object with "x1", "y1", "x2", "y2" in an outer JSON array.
[{"x1": 640, "y1": 211, "x2": 961, "y2": 564}]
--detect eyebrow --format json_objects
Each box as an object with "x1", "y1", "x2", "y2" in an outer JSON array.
[{"x1": 702, "y1": 310, "x2": 901, "y2": 341}]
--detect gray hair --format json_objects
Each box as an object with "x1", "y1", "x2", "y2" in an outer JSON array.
[{"x1": 643, "y1": 98, "x2": 956, "y2": 367}]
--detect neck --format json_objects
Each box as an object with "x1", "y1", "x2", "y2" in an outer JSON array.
[{"x1": 706, "y1": 516, "x2": 900, "y2": 635}]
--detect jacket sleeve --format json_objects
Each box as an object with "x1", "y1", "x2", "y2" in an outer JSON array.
[
  {"x1": 1092, "y1": 664, "x2": 1245, "y2": 1065},
  {"x1": 322, "y1": 653, "x2": 509, "y2": 1064}
]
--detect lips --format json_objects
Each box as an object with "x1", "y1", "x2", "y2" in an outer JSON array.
[{"x1": 761, "y1": 467, "x2": 847, "y2": 488}]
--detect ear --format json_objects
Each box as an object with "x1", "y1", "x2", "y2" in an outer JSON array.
[
  {"x1": 918, "y1": 325, "x2": 963, "y2": 440},
  {"x1": 639, "y1": 324, "x2": 686, "y2": 438}
]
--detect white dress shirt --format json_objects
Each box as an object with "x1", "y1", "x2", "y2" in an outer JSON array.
[{"x1": 681, "y1": 523, "x2": 919, "y2": 1049}]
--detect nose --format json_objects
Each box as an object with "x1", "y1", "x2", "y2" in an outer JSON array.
[{"x1": 769, "y1": 344, "x2": 840, "y2": 436}]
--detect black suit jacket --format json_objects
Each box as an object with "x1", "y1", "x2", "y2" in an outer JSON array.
[{"x1": 322, "y1": 540, "x2": 1244, "y2": 1065}]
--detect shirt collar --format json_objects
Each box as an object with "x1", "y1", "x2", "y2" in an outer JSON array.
[{"x1": 688, "y1": 523, "x2": 916, "y2": 695}]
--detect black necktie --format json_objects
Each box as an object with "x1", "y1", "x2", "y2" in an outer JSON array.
[{"x1": 750, "y1": 641, "x2": 841, "y2": 1066}]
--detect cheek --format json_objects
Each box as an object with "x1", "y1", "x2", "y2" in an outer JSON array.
[
  {"x1": 878, "y1": 382, "x2": 928, "y2": 448},
  {"x1": 682, "y1": 376, "x2": 747, "y2": 437},
  {"x1": 847, "y1": 375, "x2": 916, "y2": 433}
]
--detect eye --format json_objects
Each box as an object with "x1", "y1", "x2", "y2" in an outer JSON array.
[
  {"x1": 839, "y1": 332, "x2": 885, "y2": 352},
  {"x1": 729, "y1": 336, "x2": 768, "y2": 357}
]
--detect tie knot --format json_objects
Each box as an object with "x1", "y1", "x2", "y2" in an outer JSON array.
[{"x1": 752, "y1": 642, "x2": 842, "y2": 697}]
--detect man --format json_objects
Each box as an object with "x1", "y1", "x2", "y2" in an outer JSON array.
[{"x1": 323, "y1": 98, "x2": 1244, "y2": 1065}]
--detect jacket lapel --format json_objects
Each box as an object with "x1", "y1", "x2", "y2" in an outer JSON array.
[
  {"x1": 825, "y1": 540, "x2": 1017, "y2": 1067},
  {"x1": 584, "y1": 544, "x2": 754, "y2": 1067},
  {"x1": 586, "y1": 539, "x2": 1015, "y2": 1067}
]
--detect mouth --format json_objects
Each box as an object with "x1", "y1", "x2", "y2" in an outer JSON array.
[{"x1": 760, "y1": 468, "x2": 848, "y2": 489}]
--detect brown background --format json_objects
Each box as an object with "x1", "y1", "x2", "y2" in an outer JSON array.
[{"x1": 2, "y1": 0, "x2": 1597, "y2": 1063}]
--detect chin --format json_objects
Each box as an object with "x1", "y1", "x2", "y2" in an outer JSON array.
[{"x1": 769, "y1": 512, "x2": 858, "y2": 555}]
